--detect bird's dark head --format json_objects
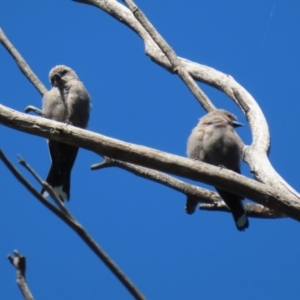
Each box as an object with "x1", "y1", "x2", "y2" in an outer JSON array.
[{"x1": 49, "y1": 65, "x2": 79, "y2": 88}]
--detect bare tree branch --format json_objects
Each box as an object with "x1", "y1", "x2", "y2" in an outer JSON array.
[
  {"x1": 24, "y1": 106, "x2": 43, "y2": 116},
  {"x1": 120, "y1": 0, "x2": 298, "y2": 197},
  {"x1": 123, "y1": 0, "x2": 215, "y2": 112},
  {"x1": 92, "y1": 158, "x2": 283, "y2": 218},
  {"x1": 0, "y1": 150, "x2": 146, "y2": 300},
  {"x1": 2, "y1": 3, "x2": 297, "y2": 212},
  {"x1": 8, "y1": 250, "x2": 34, "y2": 300},
  {"x1": 1, "y1": 3, "x2": 291, "y2": 299},
  {"x1": 0, "y1": 28, "x2": 47, "y2": 96},
  {"x1": 2, "y1": 26, "x2": 275, "y2": 220},
  {"x1": 0, "y1": 2, "x2": 298, "y2": 223},
  {"x1": 72, "y1": 0, "x2": 299, "y2": 205},
  {"x1": 0, "y1": 108, "x2": 298, "y2": 221},
  {"x1": 18, "y1": 155, "x2": 70, "y2": 216},
  {"x1": 92, "y1": 157, "x2": 217, "y2": 203},
  {"x1": 200, "y1": 202, "x2": 285, "y2": 219}
]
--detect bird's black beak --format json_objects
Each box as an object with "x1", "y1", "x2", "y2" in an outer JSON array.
[{"x1": 232, "y1": 120, "x2": 244, "y2": 128}]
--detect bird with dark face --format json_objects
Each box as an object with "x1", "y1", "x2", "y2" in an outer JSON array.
[
  {"x1": 186, "y1": 109, "x2": 249, "y2": 231},
  {"x1": 41, "y1": 65, "x2": 91, "y2": 201}
]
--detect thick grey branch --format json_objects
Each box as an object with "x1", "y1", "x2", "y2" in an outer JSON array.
[{"x1": 0, "y1": 105, "x2": 299, "y2": 222}]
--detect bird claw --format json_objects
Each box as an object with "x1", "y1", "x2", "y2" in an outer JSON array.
[{"x1": 218, "y1": 164, "x2": 227, "y2": 170}]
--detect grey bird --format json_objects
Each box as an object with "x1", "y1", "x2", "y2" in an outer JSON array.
[
  {"x1": 186, "y1": 109, "x2": 249, "y2": 231},
  {"x1": 41, "y1": 65, "x2": 91, "y2": 201}
]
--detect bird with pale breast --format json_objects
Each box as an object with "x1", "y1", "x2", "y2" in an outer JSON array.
[
  {"x1": 41, "y1": 65, "x2": 91, "y2": 201},
  {"x1": 186, "y1": 109, "x2": 249, "y2": 231}
]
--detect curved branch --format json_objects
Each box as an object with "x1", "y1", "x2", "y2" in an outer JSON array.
[
  {"x1": 123, "y1": 0, "x2": 215, "y2": 112},
  {"x1": 73, "y1": 0, "x2": 299, "y2": 203},
  {"x1": 0, "y1": 105, "x2": 299, "y2": 222}
]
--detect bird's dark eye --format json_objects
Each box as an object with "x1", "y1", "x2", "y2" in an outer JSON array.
[{"x1": 61, "y1": 70, "x2": 67, "y2": 76}]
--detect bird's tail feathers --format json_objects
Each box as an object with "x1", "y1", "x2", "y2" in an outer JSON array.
[
  {"x1": 216, "y1": 189, "x2": 249, "y2": 231},
  {"x1": 41, "y1": 163, "x2": 70, "y2": 201},
  {"x1": 53, "y1": 185, "x2": 69, "y2": 201},
  {"x1": 235, "y1": 213, "x2": 249, "y2": 231},
  {"x1": 185, "y1": 196, "x2": 199, "y2": 214}
]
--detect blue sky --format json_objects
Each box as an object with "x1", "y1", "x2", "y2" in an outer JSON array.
[{"x1": 1, "y1": 1, "x2": 300, "y2": 299}]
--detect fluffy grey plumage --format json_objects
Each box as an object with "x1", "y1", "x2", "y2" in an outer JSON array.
[
  {"x1": 41, "y1": 65, "x2": 91, "y2": 201},
  {"x1": 187, "y1": 109, "x2": 249, "y2": 231}
]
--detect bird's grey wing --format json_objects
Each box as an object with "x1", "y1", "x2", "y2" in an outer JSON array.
[
  {"x1": 187, "y1": 128, "x2": 206, "y2": 160},
  {"x1": 221, "y1": 132, "x2": 242, "y2": 174},
  {"x1": 186, "y1": 127, "x2": 206, "y2": 214},
  {"x1": 42, "y1": 88, "x2": 66, "y2": 122},
  {"x1": 67, "y1": 81, "x2": 91, "y2": 128}
]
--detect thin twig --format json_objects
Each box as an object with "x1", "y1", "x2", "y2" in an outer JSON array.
[
  {"x1": 0, "y1": 28, "x2": 47, "y2": 96},
  {"x1": 91, "y1": 157, "x2": 110, "y2": 169},
  {"x1": 92, "y1": 157, "x2": 285, "y2": 219},
  {"x1": 200, "y1": 202, "x2": 285, "y2": 219},
  {"x1": 123, "y1": 0, "x2": 215, "y2": 112},
  {"x1": 8, "y1": 250, "x2": 34, "y2": 300},
  {"x1": 92, "y1": 157, "x2": 221, "y2": 204},
  {"x1": 24, "y1": 106, "x2": 43, "y2": 116},
  {"x1": 0, "y1": 150, "x2": 146, "y2": 300},
  {"x1": 18, "y1": 155, "x2": 70, "y2": 216}
]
